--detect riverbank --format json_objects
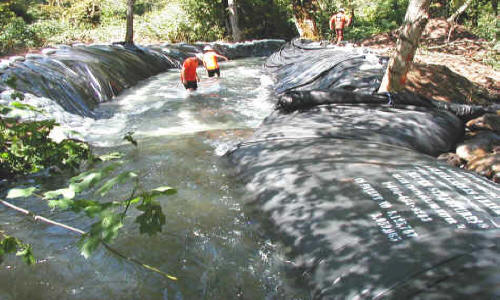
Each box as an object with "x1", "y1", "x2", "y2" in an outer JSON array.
[
  {"x1": 361, "y1": 18, "x2": 500, "y2": 183},
  {"x1": 361, "y1": 18, "x2": 499, "y2": 104}
]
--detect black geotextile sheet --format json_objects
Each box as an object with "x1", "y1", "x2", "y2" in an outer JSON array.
[
  {"x1": 228, "y1": 136, "x2": 500, "y2": 299},
  {"x1": 247, "y1": 103, "x2": 463, "y2": 157},
  {"x1": 265, "y1": 39, "x2": 388, "y2": 94},
  {"x1": 227, "y1": 40, "x2": 500, "y2": 298}
]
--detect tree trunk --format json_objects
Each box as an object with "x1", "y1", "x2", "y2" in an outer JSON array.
[
  {"x1": 227, "y1": 0, "x2": 242, "y2": 41},
  {"x1": 378, "y1": 0, "x2": 430, "y2": 93},
  {"x1": 221, "y1": 0, "x2": 231, "y2": 37},
  {"x1": 446, "y1": 0, "x2": 473, "y2": 43},
  {"x1": 124, "y1": 0, "x2": 135, "y2": 45},
  {"x1": 291, "y1": 0, "x2": 319, "y2": 40},
  {"x1": 447, "y1": 0, "x2": 473, "y2": 23}
]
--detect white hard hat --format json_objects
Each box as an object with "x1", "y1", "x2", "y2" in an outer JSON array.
[
  {"x1": 339, "y1": 8, "x2": 345, "y2": 12},
  {"x1": 203, "y1": 45, "x2": 213, "y2": 51}
]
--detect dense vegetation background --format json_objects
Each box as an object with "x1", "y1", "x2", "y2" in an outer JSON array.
[{"x1": 0, "y1": 0, "x2": 498, "y2": 57}]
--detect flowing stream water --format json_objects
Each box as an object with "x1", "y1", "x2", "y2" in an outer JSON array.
[{"x1": 0, "y1": 57, "x2": 309, "y2": 299}]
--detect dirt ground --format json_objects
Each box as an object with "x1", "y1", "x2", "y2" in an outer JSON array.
[{"x1": 360, "y1": 18, "x2": 499, "y2": 104}]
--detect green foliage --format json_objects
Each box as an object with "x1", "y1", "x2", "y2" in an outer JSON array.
[
  {"x1": 133, "y1": 0, "x2": 159, "y2": 16},
  {"x1": 79, "y1": 211, "x2": 123, "y2": 258},
  {"x1": 6, "y1": 187, "x2": 37, "y2": 199},
  {"x1": 65, "y1": 0, "x2": 102, "y2": 26},
  {"x1": 238, "y1": 0, "x2": 297, "y2": 39},
  {"x1": 0, "y1": 16, "x2": 42, "y2": 55},
  {"x1": 27, "y1": 3, "x2": 66, "y2": 21},
  {"x1": 0, "y1": 233, "x2": 35, "y2": 265},
  {"x1": 136, "y1": 201, "x2": 165, "y2": 236},
  {"x1": 0, "y1": 101, "x2": 92, "y2": 178},
  {"x1": 0, "y1": 0, "x2": 36, "y2": 25},
  {"x1": 32, "y1": 160, "x2": 176, "y2": 258},
  {"x1": 179, "y1": 0, "x2": 227, "y2": 41},
  {"x1": 2, "y1": 135, "x2": 177, "y2": 267},
  {"x1": 0, "y1": 3, "x2": 17, "y2": 27},
  {"x1": 0, "y1": 0, "x2": 498, "y2": 62},
  {"x1": 462, "y1": 1, "x2": 499, "y2": 41},
  {"x1": 0, "y1": 0, "x2": 43, "y2": 55}
]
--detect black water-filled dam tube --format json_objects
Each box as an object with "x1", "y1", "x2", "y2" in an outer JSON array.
[
  {"x1": 278, "y1": 89, "x2": 500, "y2": 122},
  {"x1": 227, "y1": 41, "x2": 500, "y2": 298}
]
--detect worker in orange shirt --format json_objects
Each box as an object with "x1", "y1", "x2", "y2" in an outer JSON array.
[
  {"x1": 329, "y1": 8, "x2": 352, "y2": 44},
  {"x1": 202, "y1": 45, "x2": 229, "y2": 78},
  {"x1": 180, "y1": 55, "x2": 201, "y2": 91}
]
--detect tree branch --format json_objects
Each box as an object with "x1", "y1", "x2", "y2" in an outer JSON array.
[
  {"x1": 0, "y1": 198, "x2": 177, "y2": 280},
  {"x1": 447, "y1": 0, "x2": 474, "y2": 23},
  {"x1": 0, "y1": 199, "x2": 85, "y2": 234}
]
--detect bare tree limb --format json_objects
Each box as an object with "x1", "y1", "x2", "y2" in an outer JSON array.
[
  {"x1": 447, "y1": 0, "x2": 474, "y2": 23},
  {"x1": 0, "y1": 199, "x2": 84, "y2": 234},
  {"x1": 0, "y1": 198, "x2": 177, "y2": 280},
  {"x1": 446, "y1": 0, "x2": 473, "y2": 43}
]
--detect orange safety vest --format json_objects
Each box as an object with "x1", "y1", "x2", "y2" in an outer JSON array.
[
  {"x1": 181, "y1": 57, "x2": 198, "y2": 81},
  {"x1": 203, "y1": 52, "x2": 219, "y2": 71},
  {"x1": 330, "y1": 12, "x2": 348, "y2": 30}
]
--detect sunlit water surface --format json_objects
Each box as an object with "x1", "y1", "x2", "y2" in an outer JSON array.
[{"x1": 0, "y1": 58, "x2": 309, "y2": 299}]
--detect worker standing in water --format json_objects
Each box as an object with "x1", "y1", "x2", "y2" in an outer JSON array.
[
  {"x1": 180, "y1": 54, "x2": 202, "y2": 91},
  {"x1": 329, "y1": 8, "x2": 352, "y2": 44},
  {"x1": 202, "y1": 45, "x2": 229, "y2": 78}
]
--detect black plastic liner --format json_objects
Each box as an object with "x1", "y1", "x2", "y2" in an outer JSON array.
[
  {"x1": 228, "y1": 137, "x2": 500, "y2": 299},
  {"x1": 266, "y1": 39, "x2": 388, "y2": 94},
  {"x1": 242, "y1": 103, "x2": 463, "y2": 157},
  {"x1": 227, "y1": 40, "x2": 500, "y2": 299}
]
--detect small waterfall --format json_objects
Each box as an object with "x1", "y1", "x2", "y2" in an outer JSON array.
[
  {"x1": 0, "y1": 40, "x2": 285, "y2": 118},
  {"x1": 1, "y1": 44, "x2": 179, "y2": 117}
]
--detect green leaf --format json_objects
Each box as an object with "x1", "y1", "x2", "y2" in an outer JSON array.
[
  {"x1": 16, "y1": 245, "x2": 35, "y2": 265},
  {"x1": 135, "y1": 201, "x2": 166, "y2": 236},
  {"x1": 150, "y1": 186, "x2": 177, "y2": 198},
  {"x1": 6, "y1": 187, "x2": 37, "y2": 199},
  {"x1": 78, "y1": 213, "x2": 124, "y2": 258},
  {"x1": 127, "y1": 196, "x2": 142, "y2": 205},
  {"x1": 77, "y1": 200, "x2": 116, "y2": 218},
  {"x1": 70, "y1": 163, "x2": 119, "y2": 185},
  {"x1": 98, "y1": 214, "x2": 124, "y2": 242},
  {"x1": 71, "y1": 199, "x2": 99, "y2": 212},
  {"x1": 96, "y1": 171, "x2": 138, "y2": 197},
  {"x1": 98, "y1": 152, "x2": 123, "y2": 161},
  {"x1": 69, "y1": 172, "x2": 102, "y2": 194},
  {"x1": 0, "y1": 104, "x2": 13, "y2": 114},
  {"x1": 43, "y1": 187, "x2": 75, "y2": 201},
  {"x1": 123, "y1": 131, "x2": 138, "y2": 147},
  {"x1": 78, "y1": 234, "x2": 101, "y2": 259},
  {"x1": 2, "y1": 236, "x2": 18, "y2": 253},
  {"x1": 47, "y1": 197, "x2": 74, "y2": 210},
  {"x1": 10, "y1": 101, "x2": 42, "y2": 112}
]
